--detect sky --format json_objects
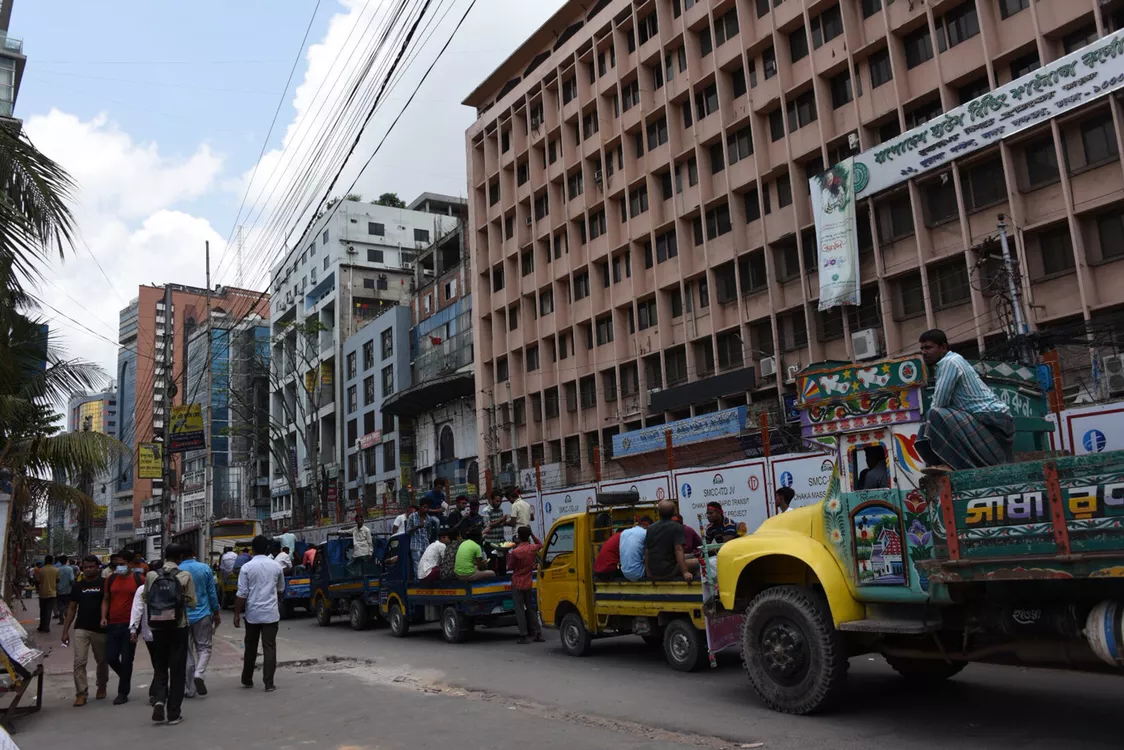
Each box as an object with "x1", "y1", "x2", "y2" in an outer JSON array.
[{"x1": 15, "y1": 0, "x2": 565, "y2": 379}]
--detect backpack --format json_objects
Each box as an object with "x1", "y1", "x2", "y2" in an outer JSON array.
[{"x1": 147, "y1": 568, "x2": 185, "y2": 629}]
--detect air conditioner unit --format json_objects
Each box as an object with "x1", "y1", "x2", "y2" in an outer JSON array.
[
  {"x1": 347, "y1": 246, "x2": 357, "y2": 255},
  {"x1": 852, "y1": 328, "x2": 880, "y2": 361},
  {"x1": 759, "y1": 356, "x2": 777, "y2": 379},
  {"x1": 531, "y1": 115, "x2": 542, "y2": 129},
  {"x1": 1105, "y1": 354, "x2": 1124, "y2": 394},
  {"x1": 785, "y1": 364, "x2": 801, "y2": 384},
  {"x1": 594, "y1": 168, "x2": 603, "y2": 185}
]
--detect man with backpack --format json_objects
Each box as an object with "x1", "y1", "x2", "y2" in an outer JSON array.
[
  {"x1": 101, "y1": 550, "x2": 144, "y2": 704},
  {"x1": 234, "y1": 535, "x2": 285, "y2": 692},
  {"x1": 142, "y1": 544, "x2": 197, "y2": 725}
]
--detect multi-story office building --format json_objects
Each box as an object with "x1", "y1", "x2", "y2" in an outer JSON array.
[
  {"x1": 52, "y1": 388, "x2": 117, "y2": 551},
  {"x1": 180, "y1": 313, "x2": 271, "y2": 530},
  {"x1": 268, "y1": 196, "x2": 461, "y2": 527},
  {"x1": 115, "y1": 285, "x2": 268, "y2": 539},
  {"x1": 0, "y1": 0, "x2": 26, "y2": 121},
  {"x1": 339, "y1": 305, "x2": 411, "y2": 513},
  {"x1": 463, "y1": 0, "x2": 1124, "y2": 472},
  {"x1": 385, "y1": 219, "x2": 480, "y2": 498},
  {"x1": 66, "y1": 388, "x2": 118, "y2": 437}
]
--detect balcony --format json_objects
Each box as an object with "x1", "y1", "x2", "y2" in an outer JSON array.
[{"x1": 0, "y1": 33, "x2": 23, "y2": 54}]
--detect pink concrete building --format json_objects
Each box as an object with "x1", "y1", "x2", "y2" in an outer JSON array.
[{"x1": 464, "y1": 0, "x2": 1124, "y2": 476}]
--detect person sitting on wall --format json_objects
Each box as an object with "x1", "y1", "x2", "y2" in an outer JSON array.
[{"x1": 917, "y1": 329, "x2": 1014, "y2": 472}]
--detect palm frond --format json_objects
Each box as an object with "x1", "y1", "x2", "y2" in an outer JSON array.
[
  {"x1": 7, "y1": 430, "x2": 124, "y2": 479},
  {"x1": 17, "y1": 475, "x2": 95, "y2": 514},
  {"x1": 18, "y1": 355, "x2": 108, "y2": 407}
]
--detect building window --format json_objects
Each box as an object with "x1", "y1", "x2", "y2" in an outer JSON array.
[
  {"x1": 744, "y1": 188, "x2": 761, "y2": 222},
  {"x1": 929, "y1": 259, "x2": 971, "y2": 309},
  {"x1": 963, "y1": 157, "x2": 1006, "y2": 211},
  {"x1": 877, "y1": 192, "x2": 914, "y2": 242},
  {"x1": 567, "y1": 170, "x2": 583, "y2": 199},
  {"x1": 957, "y1": 77, "x2": 990, "y2": 105},
  {"x1": 706, "y1": 203, "x2": 733, "y2": 239},
  {"x1": 413, "y1": 228, "x2": 430, "y2": 243},
  {"x1": 1080, "y1": 114, "x2": 1118, "y2": 165},
  {"x1": 489, "y1": 180, "x2": 500, "y2": 206},
  {"x1": 544, "y1": 387, "x2": 559, "y2": 418},
  {"x1": 709, "y1": 142, "x2": 725, "y2": 174},
  {"x1": 695, "y1": 84, "x2": 719, "y2": 121},
  {"x1": 347, "y1": 385, "x2": 357, "y2": 413},
  {"x1": 790, "y1": 27, "x2": 809, "y2": 62},
  {"x1": 818, "y1": 308, "x2": 845, "y2": 341},
  {"x1": 904, "y1": 27, "x2": 934, "y2": 69},
  {"x1": 517, "y1": 160, "x2": 530, "y2": 185},
  {"x1": 638, "y1": 297, "x2": 658, "y2": 330},
  {"x1": 923, "y1": 176, "x2": 957, "y2": 226},
  {"x1": 382, "y1": 365, "x2": 395, "y2": 395},
  {"x1": 776, "y1": 176, "x2": 792, "y2": 208},
  {"x1": 936, "y1": 4, "x2": 980, "y2": 51},
  {"x1": 698, "y1": 27, "x2": 713, "y2": 57},
  {"x1": 363, "y1": 341, "x2": 374, "y2": 369},
  {"x1": 731, "y1": 65, "x2": 747, "y2": 98},
  {"x1": 1010, "y1": 52, "x2": 1040, "y2": 79},
  {"x1": 383, "y1": 441, "x2": 396, "y2": 472},
  {"x1": 905, "y1": 99, "x2": 942, "y2": 130},
  {"x1": 595, "y1": 314, "x2": 614, "y2": 345},
  {"x1": 870, "y1": 48, "x2": 893, "y2": 88},
  {"x1": 508, "y1": 304, "x2": 519, "y2": 331},
  {"x1": 562, "y1": 76, "x2": 577, "y2": 104},
  {"x1": 738, "y1": 251, "x2": 768, "y2": 295},
  {"x1": 862, "y1": 0, "x2": 882, "y2": 19},
  {"x1": 999, "y1": 0, "x2": 1029, "y2": 20},
  {"x1": 582, "y1": 109, "x2": 599, "y2": 139},
  {"x1": 895, "y1": 272, "x2": 925, "y2": 319},
  {"x1": 656, "y1": 230, "x2": 678, "y2": 263},
  {"x1": 573, "y1": 271, "x2": 590, "y2": 300},
  {"x1": 715, "y1": 9, "x2": 739, "y2": 46},
  {"x1": 367, "y1": 248, "x2": 384, "y2": 263},
  {"x1": 526, "y1": 345, "x2": 540, "y2": 371},
  {"x1": 380, "y1": 328, "x2": 393, "y2": 359},
  {"x1": 666, "y1": 347, "x2": 688, "y2": 385},
  {"x1": 1097, "y1": 212, "x2": 1124, "y2": 261},
  {"x1": 638, "y1": 11, "x2": 658, "y2": 44},
  {"x1": 646, "y1": 116, "x2": 668, "y2": 149},
  {"x1": 1035, "y1": 225, "x2": 1075, "y2": 277},
  {"x1": 1022, "y1": 136, "x2": 1058, "y2": 188},
  {"x1": 580, "y1": 376, "x2": 597, "y2": 409},
  {"x1": 622, "y1": 78, "x2": 640, "y2": 111},
  {"x1": 1063, "y1": 25, "x2": 1097, "y2": 54},
  {"x1": 769, "y1": 108, "x2": 785, "y2": 142},
  {"x1": 602, "y1": 371, "x2": 618, "y2": 402},
  {"x1": 368, "y1": 222, "x2": 384, "y2": 236},
  {"x1": 763, "y1": 46, "x2": 777, "y2": 79},
  {"x1": 786, "y1": 90, "x2": 817, "y2": 132},
  {"x1": 830, "y1": 71, "x2": 854, "y2": 108},
  {"x1": 363, "y1": 375, "x2": 375, "y2": 405},
  {"x1": 539, "y1": 288, "x2": 554, "y2": 316},
  {"x1": 670, "y1": 288, "x2": 683, "y2": 318},
  {"x1": 727, "y1": 126, "x2": 753, "y2": 164},
  {"x1": 322, "y1": 230, "x2": 330, "y2": 245},
  {"x1": 811, "y1": 5, "x2": 843, "y2": 48}
]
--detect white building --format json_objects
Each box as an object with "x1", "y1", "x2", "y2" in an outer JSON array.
[{"x1": 267, "y1": 195, "x2": 462, "y2": 529}]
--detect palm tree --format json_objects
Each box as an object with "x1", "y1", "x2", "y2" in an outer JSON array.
[{"x1": 0, "y1": 124, "x2": 78, "y2": 297}]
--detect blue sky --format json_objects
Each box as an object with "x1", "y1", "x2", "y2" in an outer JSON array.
[{"x1": 15, "y1": 0, "x2": 563, "y2": 371}]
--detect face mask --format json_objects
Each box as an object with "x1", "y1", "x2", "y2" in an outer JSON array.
[{"x1": 115, "y1": 565, "x2": 127, "y2": 574}]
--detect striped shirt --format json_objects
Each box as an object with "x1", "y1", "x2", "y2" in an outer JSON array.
[{"x1": 932, "y1": 351, "x2": 1009, "y2": 415}]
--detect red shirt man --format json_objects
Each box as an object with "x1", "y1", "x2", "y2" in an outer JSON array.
[
  {"x1": 506, "y1": 527, "x2": 544, "y2": 644},
  {"x1": 594, "y1": 531, "x2": 623, "y2": 581}
]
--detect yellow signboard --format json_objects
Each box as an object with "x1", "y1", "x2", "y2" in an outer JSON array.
[
  {"x1": 169, "y1": 403, "x2": 205, "y2": 453},
  {"x1": 137, "y1": 442, "x2": 162, "y2": 479}
]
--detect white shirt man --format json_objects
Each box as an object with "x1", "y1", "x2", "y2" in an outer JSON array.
[
  {"x1": 509, "y1": 494, "x2": 534, "y2": 532},
  {"x1": 220, "y1": 550, "x2": 237, "y2": 576},
  {"x1": 391, "y1": 513, "x2": 407, "y2": 534},
  {"x1": 417, "y1": 539, "x2": 446, "y2": 581},
  {"x1": 352, "y1": 522, "x2": 373, "y2": 559},
  {"x1": 234, "y1": 549, "x2": 286, "y2": 691},
  {"x1": 274, "y1": 549, "x2": 293, "y2": 572}
]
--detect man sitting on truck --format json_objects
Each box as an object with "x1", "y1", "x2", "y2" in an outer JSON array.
[
  {"x1": 445, "y1": 495, "x2": 468, "y2": 530},
  {"x1": 645, "y1": 500, "x2": 699, "y2": 582},
  {"x1": 670, "y1": 513, "x2": 703, "y2": 553},
  {"x1": 483, "y1": 490, "x2": 509, "y2": 545},
  {"x1": 406, "y1": 499, "x2": 441, "y2": 576},
  {"x1": 917, "y1": 328, "x2": 1014, "y2": 471},
  {"x1": 619, "y1": 517, "x2": 652, "y2": 582},
  {"x1": 454, "y1": 528, "x2": 496, "y2": 582},
  {"x1": 704, "y1": 502, "x2": 738, "y2": 543},
  {"x1": 438, "y1": 527, "x2": 462, "y2": 580},
  {"x1": 417, "y1": 526, "x2": 450, "y2": 582},
  {"x1": 594, "y1": 526, "x2": 624, "y2": 582}
]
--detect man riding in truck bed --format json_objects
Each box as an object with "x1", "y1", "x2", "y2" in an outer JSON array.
[{"x1": 917, "y1": 328, "x2": 1014, "y2": 472}]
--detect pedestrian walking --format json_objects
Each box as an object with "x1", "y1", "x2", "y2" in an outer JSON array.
[
  {"x1": 127, "y1": 578, "x2": 156, "y2": 705},
  {"x1": 101, "y1": 550, "x2": 144, "y2": 704},
  {"x1": 180, "y1": 548, "x2": 220, "y2": 699},
  {"x1": 34, "y1": 555, "x2": 59, "y2": 633},
  {"x1": 506, "y1": 527, "x2": 544, "y2": 644},
  {"x1": 234, "y1": 535, "x2": 284, "y2": 692},
  {"x1": 60, "y1": 556, "x2": 109, "y2": 706},
  {"x1": 55, "y1": 556, "x2": 75, "y2": 624},
  {"x1": 143, "y1": 544, "x2": 196, "y2": 725}
]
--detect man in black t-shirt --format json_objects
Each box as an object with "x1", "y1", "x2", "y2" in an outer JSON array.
[
  {"x1": 61, "y1": 555, "x2": 109, "y2": 707},
  {"x1": 644, "y1": 501, "x2": 700, "y2": 582}
]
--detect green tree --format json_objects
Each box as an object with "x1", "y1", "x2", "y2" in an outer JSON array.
[{"x1": 373, "y1": 192, "x2": 406, "y2": 208}]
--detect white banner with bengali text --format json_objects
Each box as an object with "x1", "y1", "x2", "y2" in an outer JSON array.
[
  {"x1": 810, "y1": 157, "x2": 860, "y2": 310},
  {"x1": 673, "y1": 460, "x2": 770, "y2": 536}
]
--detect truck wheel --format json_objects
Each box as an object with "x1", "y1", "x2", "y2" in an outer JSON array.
[
  {"x1": 742, "y1": 585, "x2": 848, "y2": 715},
  {"x1": 315, "y1": 597, "x2": 331, "y2": 627},
  {"x1": 442, "y1": 607, "x2": 469, "y2": 644},
  {"x1": 388, "y1": 601, "x2": 410, "y2": 637},
  {"x1": 560, "y1": 612, "x2": 592, "y2": 657},
  {"x1": 663, "y1": 619, "x2": 707, "y2": 672},
  {"x1": 884, "y1": 655, "x2": 966, "y2": 683},
  {"x1": 349, "y1": 599, "x2": 371, "y2": 631}
]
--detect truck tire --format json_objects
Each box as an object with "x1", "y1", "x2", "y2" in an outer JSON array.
[
  {"x1": 315, "y1": 597, "x2": 332, "y2": 627},
  {"x1": 349, "y1": 599, "x2": 371, "y2": 631},
  {"x1": 442, "y1": 607, "x2": 469, "y2": 644},
  {"x1": 388, "y1": 601, "x2": 410, "y2": 637},
  {"x1": 742, "y1": 585, "x2": 848, "y2": 715},
  {"x1": 884, "y1": 655, "x2": 966, "y2": 683},
  {"x1": 560, "y1": 612, "x2": 592, "y2": 657},
  {"x1": 663, "y1": 619, "x2": 707, "y2": 672}
]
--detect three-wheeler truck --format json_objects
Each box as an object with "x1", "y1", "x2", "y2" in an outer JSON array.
[
  {"x1": 716, "y1": 355, "x2": 1124, "y2": 714},
  {"x1": 378, "y1": 532, "x2": 524, "y2": 643},
  {"x1": 309, "y1": 533, "x2": 388, "y2": 630},
  {"x1": 539, "y1": 493, "x2": 744, "y2": 671}
]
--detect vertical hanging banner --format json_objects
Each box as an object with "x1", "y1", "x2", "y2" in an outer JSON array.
[{"x1": 810, "y1": 157, "x2": 861, "y2": 310}]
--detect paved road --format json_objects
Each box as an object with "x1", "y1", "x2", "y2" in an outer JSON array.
[{"x1": 14, "y1": 611, "x2": 1122, "y2": 749}]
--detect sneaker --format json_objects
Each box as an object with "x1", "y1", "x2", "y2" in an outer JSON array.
[
  {"x1": 152, "y1": 702, "x2": 165, "y2": 723},
  {"x1": 264, "y1": 685, "x2": 276, "y2": 693},
  {"x1": 167, "y1": 714, "x2": 183, "y2": 726},
  {"x1": 72, "y1": 695, "x2": 87, "y2": 707},
  {"x1": 95, "y1": 687, "x2": 107, "y2": 700},
  {"x1": 533, "y1": 633, "x2": 545, "y2": 642},
  {"x1": 184, "y1": 692, "x2": 195, "y2": 699},
  {"x1": 241, "y1": 681, "x2": 254, "y2": 689},
  {"x1": 194, "y1": 677, "x2": 207, "y2": 696},
  {"x1": 516, "y1": 637, "x2": 531, "y2": 644},
  {"x1": 113, "y1": 695, "x2": 128, "y2": 705}
]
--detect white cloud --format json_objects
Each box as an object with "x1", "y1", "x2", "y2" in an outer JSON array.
[{"x1": 23, "y1": 109, "x2": 226, "y2": 375}]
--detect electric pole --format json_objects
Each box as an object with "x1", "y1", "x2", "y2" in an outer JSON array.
[
  {"x1": 996, "y1": 215, "x2": 1032, "y2": 363},
  {"x1": 204, "y1": 241, "x2": 214, "y2": 559}
]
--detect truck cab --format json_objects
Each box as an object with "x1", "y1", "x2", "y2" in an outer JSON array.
[
  {"x1": 716, "y1": 355, "x2": 1124, "y2": 714},
  {"x1": 309, "y1": 533, "x2": 388, "y2": 631}
]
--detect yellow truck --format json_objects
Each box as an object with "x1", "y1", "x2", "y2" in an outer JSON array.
[{"x1": 537, "y1": 496, "x2": 743, "y2": 671}]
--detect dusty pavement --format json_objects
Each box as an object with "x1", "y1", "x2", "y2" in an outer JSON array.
[{"x1": 6, "y1": 607, "x2": 1122, "y2": 750}]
